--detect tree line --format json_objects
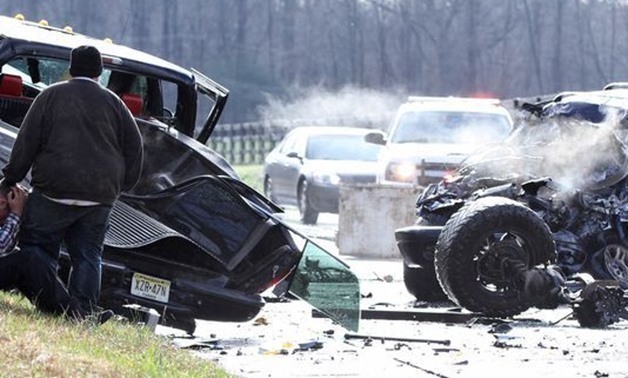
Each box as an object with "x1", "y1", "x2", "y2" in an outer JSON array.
[{"x1": 2, "y1": 0, "x2": 627, "y2": 123}]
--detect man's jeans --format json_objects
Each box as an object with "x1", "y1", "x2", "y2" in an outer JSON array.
[
  {"x1": 0, "y1": 248, "x2": 71, "y2": 314},
  {"x1": 19, "y1": 191, "x2": 113, "y2": 315}
]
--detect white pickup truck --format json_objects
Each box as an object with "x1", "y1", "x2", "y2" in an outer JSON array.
[{"x1": 366, "y1": 96, "x2": 514, "y2": 186}]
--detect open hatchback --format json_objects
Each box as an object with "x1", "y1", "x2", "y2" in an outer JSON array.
[{"x1": 0, "y1": 15, "x2": 360, "y2": 333}]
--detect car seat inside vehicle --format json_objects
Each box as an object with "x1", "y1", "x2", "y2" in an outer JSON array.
[
  {"x1": 0, "y1": 73, "x2": 33, "y2": 127},
  {"x1": 121, "y1": 92, "x2": 144, "y2": 116}
]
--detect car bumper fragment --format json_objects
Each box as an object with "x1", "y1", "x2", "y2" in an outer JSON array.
[{"x1": 394, "y1": 225, "x2": 443, "y2": 267}]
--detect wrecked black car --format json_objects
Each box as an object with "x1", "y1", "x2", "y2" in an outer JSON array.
[
  {"x1": 0, "y1": 15, "x2": 360, "y2": 333},
  {"x1": 396, "y1": 84, "x2": 628, "y2": 322}
]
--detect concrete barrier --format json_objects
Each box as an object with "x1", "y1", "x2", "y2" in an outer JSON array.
[{"x1": 338, "y1": 184, "x2": 422, "y2": 258}]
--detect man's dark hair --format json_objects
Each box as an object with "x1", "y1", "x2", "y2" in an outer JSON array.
[{"x1": 69, "y1": 45, "x2": 103, "y2": 78}]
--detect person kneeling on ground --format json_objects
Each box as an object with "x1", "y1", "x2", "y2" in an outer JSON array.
[
  {"x1": 0, "y1": 185, "x2": 112, "y2": 323},
  {"x1": 0, "y1": 185, "x2": 69, "y2": 313}
]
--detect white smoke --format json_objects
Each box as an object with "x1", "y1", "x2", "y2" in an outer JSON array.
[
  {"x1": 503, "y1": 107, "x2": 628, "y2": 191},
  {"x1": 256, "y1": 85, "x2": 405, "y2": 130}
]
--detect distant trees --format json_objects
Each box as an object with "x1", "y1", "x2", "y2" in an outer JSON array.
[{"x1": 2, "y1": 0, "x2": 628, "y2": 122}]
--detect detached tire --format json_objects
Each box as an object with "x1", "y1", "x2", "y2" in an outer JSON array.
[
  {"x1": 403, "y1": 263, "x2": 448, "y2": 301},
  {"x1": 435, "y1": 196, "x2": 555, "y2": 317}
]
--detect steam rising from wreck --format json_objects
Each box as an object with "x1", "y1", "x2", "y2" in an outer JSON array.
[
  {"x1": 481, "y1": 107, "x2": 628, "y2": 191},
  {"x1": 256, "y1": 86, "x2": 404, "y2": 130}
]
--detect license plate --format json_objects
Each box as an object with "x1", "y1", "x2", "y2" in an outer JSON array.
[{"x1": 131, "y1": 272, "x2": 171, "y2": 303}]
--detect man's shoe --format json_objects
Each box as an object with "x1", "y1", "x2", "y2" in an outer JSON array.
[
  {"x1": 97, "y1": 309, "x2": 115, "y2": 325},
  {"x1": 66, "y1": 305, "x2": 115, "y2": 326}
]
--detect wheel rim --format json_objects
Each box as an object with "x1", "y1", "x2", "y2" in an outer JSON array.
[
  {"x1": 604, "y1": 244, "x2": 628, "y2": 287},
  {"x1": 474, "y1": 232, "x2": 531, "y2": 293}
]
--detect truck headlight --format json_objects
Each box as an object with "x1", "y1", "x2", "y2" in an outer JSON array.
[{"x1": 385, "y1": 162, "x2": 415, "y2": 182}]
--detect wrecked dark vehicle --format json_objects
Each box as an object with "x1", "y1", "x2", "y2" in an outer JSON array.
[
  {"x1": 0, "y1": 15, "x2": 360, "y2": 333},
  {"x1": 396, "y1": 85, "x2": 628, "y2": 325}
]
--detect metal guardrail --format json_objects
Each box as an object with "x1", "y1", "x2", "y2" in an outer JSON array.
[
  {"x1": 207, "y1": 122, "x2": 288, "y2": 165},
  {"x1": 207, "y1": 116, "x2": 390, "y2": 165}
]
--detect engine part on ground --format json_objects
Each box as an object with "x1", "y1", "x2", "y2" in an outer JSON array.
[
  {"x1": 122, "y1": 303, "x2": 161, "y2": 332},
  {"x1": 523, "y1": 265, "x2": 567, "y2": 309},
  {"x1": 344, "y1": 332, "x2": 451, "y2": 346},
  {"x1": 572, "y1": 280, "x2": 627, "y2": 328}
]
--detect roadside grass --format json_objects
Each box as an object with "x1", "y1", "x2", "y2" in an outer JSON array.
[
  {"x1": 0, "y1": 291, "x2": 232, "y2": 377},
  {"x1": 0, "y1": 166, "x2": 260, "y2": 377},
  {"x1": 234, "y1": 164, "x2": 263, "y2": 193}
]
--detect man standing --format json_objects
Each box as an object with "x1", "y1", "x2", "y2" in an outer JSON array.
[{"x1": 1, "y1": 45, "x2": 144, "y2": 318}]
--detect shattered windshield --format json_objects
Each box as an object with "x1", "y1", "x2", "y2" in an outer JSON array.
[
  {"x1": 4, "y1": 57, "x2": 132, "y2": 92},
  {"x1": 6, "y1": 56, "x2": 69, "y2": 85},
  {"x1": 391, "y1": 111, "x2": 511, "y2": 144}
]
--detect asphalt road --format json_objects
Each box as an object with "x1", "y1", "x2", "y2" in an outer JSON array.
[
  {"x1": 275, "y1": 207, "x2": 339, "y2": 242},
  {"x1": 157, "y1": 211, "x2": 628, "y2": 378}
]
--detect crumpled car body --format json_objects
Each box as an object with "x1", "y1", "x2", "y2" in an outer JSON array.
[
  {"x1": 0, "y1": 15, "x2": 360, "y2": 333},
  {"x1": 397, "y1": 86, "x2": 628, "y2": 315}
]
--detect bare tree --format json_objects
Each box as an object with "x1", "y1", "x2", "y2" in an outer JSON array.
[
  {"x1": 266, "y1": 0, "x2": 276, "y2": 80},
  {"x1": 280, "y1": 0, "x2": 297, "y2": 82},
  {"x1": 5, "y1": 0, "x2": 628, "y2": 122},
  {"x1": 551, "y1": 0, "x2": 564, "y2": 92},
  {"x1": 235, "y1": 0, "x2": 248, "y2": 81},
  {"x1": 465, "y1": 0, "x2": 479, "y2": 93},
  {"x1": 344, "y1": 0, "x2": 364, "y2": 85},
  {"x1": 522, "y1": 0, "x2": 544, "y2": 94}
]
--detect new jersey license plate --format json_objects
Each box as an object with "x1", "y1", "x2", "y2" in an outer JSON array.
[{"x1": 131, "y1": 272, "x2": 171, "y2": 303}]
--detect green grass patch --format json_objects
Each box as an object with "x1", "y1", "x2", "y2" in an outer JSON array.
[
  {"x1": 0, "y1": 291, "x2": 232, "y2": 377},
  {"x1": 234, "y1": 164, "x2": 263, "y2": 193}
]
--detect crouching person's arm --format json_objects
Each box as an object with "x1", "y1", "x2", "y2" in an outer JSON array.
[{"x1": 0, "y1": 186, "x2": 26, "y2": 256}]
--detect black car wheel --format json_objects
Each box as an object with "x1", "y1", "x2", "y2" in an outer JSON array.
[
  {"x1": 298, "y1": 179, "x2": 319, "y2": 224},
  {"x1": 264, "y1": 175, "x2": 277, "y2": 203},
  {"x1": 403, "y1": 263, "x2": 448, "y2": 302},
  {"x1": 435, "y1": 196, "x2": 555, "y2": 317}
]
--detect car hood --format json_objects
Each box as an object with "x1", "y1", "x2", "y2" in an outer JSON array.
[
  {"x1": 381, "y1": 142, "x2": 482, "y2": 164},
  {"x1": 306, "y1": 160, "x2": 379, "y2": 175}
]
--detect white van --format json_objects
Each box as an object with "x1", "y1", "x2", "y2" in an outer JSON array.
[{"x1": 366, "y1": 96, "x2": 514, "y2": 186}]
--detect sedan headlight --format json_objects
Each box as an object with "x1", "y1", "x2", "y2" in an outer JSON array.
[
  {"x1": 385, "y1": 161, "x2": 415, "y2": 183},
  {"x1": 312, "y1": 171, "x2": 341, "y2": 185}
]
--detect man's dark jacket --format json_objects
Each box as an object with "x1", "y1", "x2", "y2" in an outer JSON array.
[{"x1": 2, "y1": 78, "x2": 143, "y2": 204}]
